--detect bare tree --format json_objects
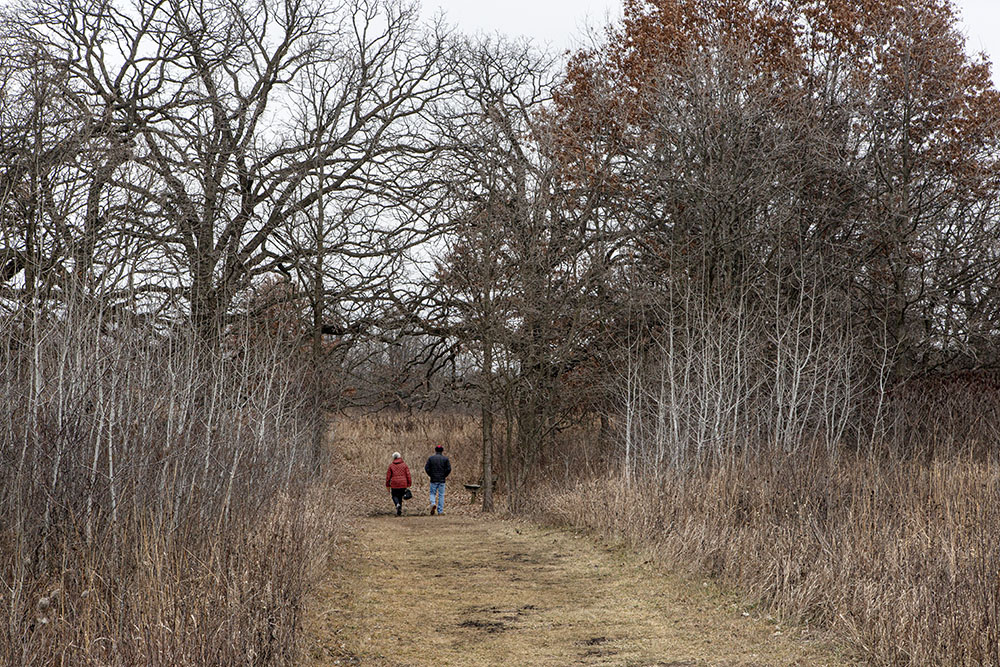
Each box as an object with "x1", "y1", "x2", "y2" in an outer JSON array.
[
  {"x1": 12, "y1": 0, "x2": 450, "y2": 341},
  {"x1": 432, "y1": 36, "x2": 622, "y2": 510}
]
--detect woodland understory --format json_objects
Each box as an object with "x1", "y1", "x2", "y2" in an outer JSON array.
[{"x1": 3, "y1": 0, "x2": 1000, "y2": 664}]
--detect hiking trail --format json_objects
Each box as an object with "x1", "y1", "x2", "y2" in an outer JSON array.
[{"x1": 302, "y1": 505, "x2": 852, "y2": 666}]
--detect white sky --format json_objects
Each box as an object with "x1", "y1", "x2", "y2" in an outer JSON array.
[
  {"x1": 422, "y1": 0, "x2": 621, "y2": 53},
  {"x1": 423, "y1": 0, "x2": 1000, "y2": 83},
  {"x1": 959, "y1": 0, "x2": 1000, "y2": 76}
]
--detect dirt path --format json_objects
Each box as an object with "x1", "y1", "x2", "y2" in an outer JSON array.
[{"x1": 303, "y1": 510, "x2": 851, "y2": 666}]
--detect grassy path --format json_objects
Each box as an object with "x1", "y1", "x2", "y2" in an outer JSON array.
[{"x1": 303, "y1": 510, "x2": 850, "y2": 666}]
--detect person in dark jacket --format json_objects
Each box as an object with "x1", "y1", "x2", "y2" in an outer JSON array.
[
  {"x1": 385, "y1": 452, "x2": 411, "y2": 516},
  {"x1": 424, "y1": 445, "x2": 451, "y2": 515}
]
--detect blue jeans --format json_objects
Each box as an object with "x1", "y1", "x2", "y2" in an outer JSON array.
[{"x1": 429, "y1": 482, "x2": 446, "y2": 514}]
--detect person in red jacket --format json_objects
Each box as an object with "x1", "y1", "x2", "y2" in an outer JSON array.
[{"x1": 385, "y1": 451, "x2": 412, "y2": 516}]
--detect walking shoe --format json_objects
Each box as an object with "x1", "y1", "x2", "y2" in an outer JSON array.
[
  {"x1": 396, "y1": 504, "x2": 402, "y2": 516},
  {"x1": 430, "y1": 504, "x2": 436, "y2": 515}
]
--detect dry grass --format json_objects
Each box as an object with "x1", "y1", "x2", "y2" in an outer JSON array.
[
  {"x1": 538, "y1": 455, "x2": 1000, "y2": 666},
  {"x1": 323, "y1": 412, "x2": 1000, "y2": 665},
  {"x1": 0, "y1": 309, "x2": 342, "y2": 666}
]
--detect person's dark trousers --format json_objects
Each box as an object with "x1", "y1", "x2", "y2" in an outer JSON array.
[{"x1": 391, "y1": 488, "x2": 405, "y2": 515}]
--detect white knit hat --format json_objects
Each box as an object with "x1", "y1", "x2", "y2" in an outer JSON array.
[{"x1": 392, "y1": 451, "x2": 401, "y2": 459}]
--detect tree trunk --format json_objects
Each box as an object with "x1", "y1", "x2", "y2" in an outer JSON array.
[
  {"x1": 311, "y1": 169, "x2": 327, "y2": 469},
  {"x1": 481, "y1": 342, "x2": 494, "y2": 512}
]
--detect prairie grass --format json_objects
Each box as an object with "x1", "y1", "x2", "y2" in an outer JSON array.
[{"x1": 335, "y1": 411, "x2": 484, "y2": 498}]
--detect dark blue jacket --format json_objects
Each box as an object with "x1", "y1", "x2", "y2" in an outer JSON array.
[{"x1": 424, "y1": 453, "x2": 451, "y2": 483}]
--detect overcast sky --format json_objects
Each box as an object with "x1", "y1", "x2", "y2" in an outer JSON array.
[{"x1": 423, "y1": 0, "x2": 1000, "y2": 83}]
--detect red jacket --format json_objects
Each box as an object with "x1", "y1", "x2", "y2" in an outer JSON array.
[{"x1": 385, "y1": 458, "x2": 412, "y2": 489}]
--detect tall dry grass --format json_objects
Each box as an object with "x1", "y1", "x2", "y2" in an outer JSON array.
[
  {"x1": 0, "y1": 302, "x2": 339, "y2": 665},
  {"x1": 539, "y1": 453, "x2": 1000, "y2": 665},
  {"x1": 336, "y1": 412, "x2": 481, "y2": 478}
]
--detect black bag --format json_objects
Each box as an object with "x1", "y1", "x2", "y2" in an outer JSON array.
[{"x1": 402, "y1": 488, "x2": 412, "y2": 500}]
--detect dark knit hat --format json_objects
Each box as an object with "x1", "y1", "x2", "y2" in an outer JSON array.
[{"x1": 435, "y1": 445, "x2": 444, "y2": 452}]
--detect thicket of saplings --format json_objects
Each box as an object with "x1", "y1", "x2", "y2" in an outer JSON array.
[
  {"x1": 535, "y1": 301, "x2": 1000, "y2": 666},
  {"x1": 1, "y1": 299, "x2": 336, "y2": 665}
]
